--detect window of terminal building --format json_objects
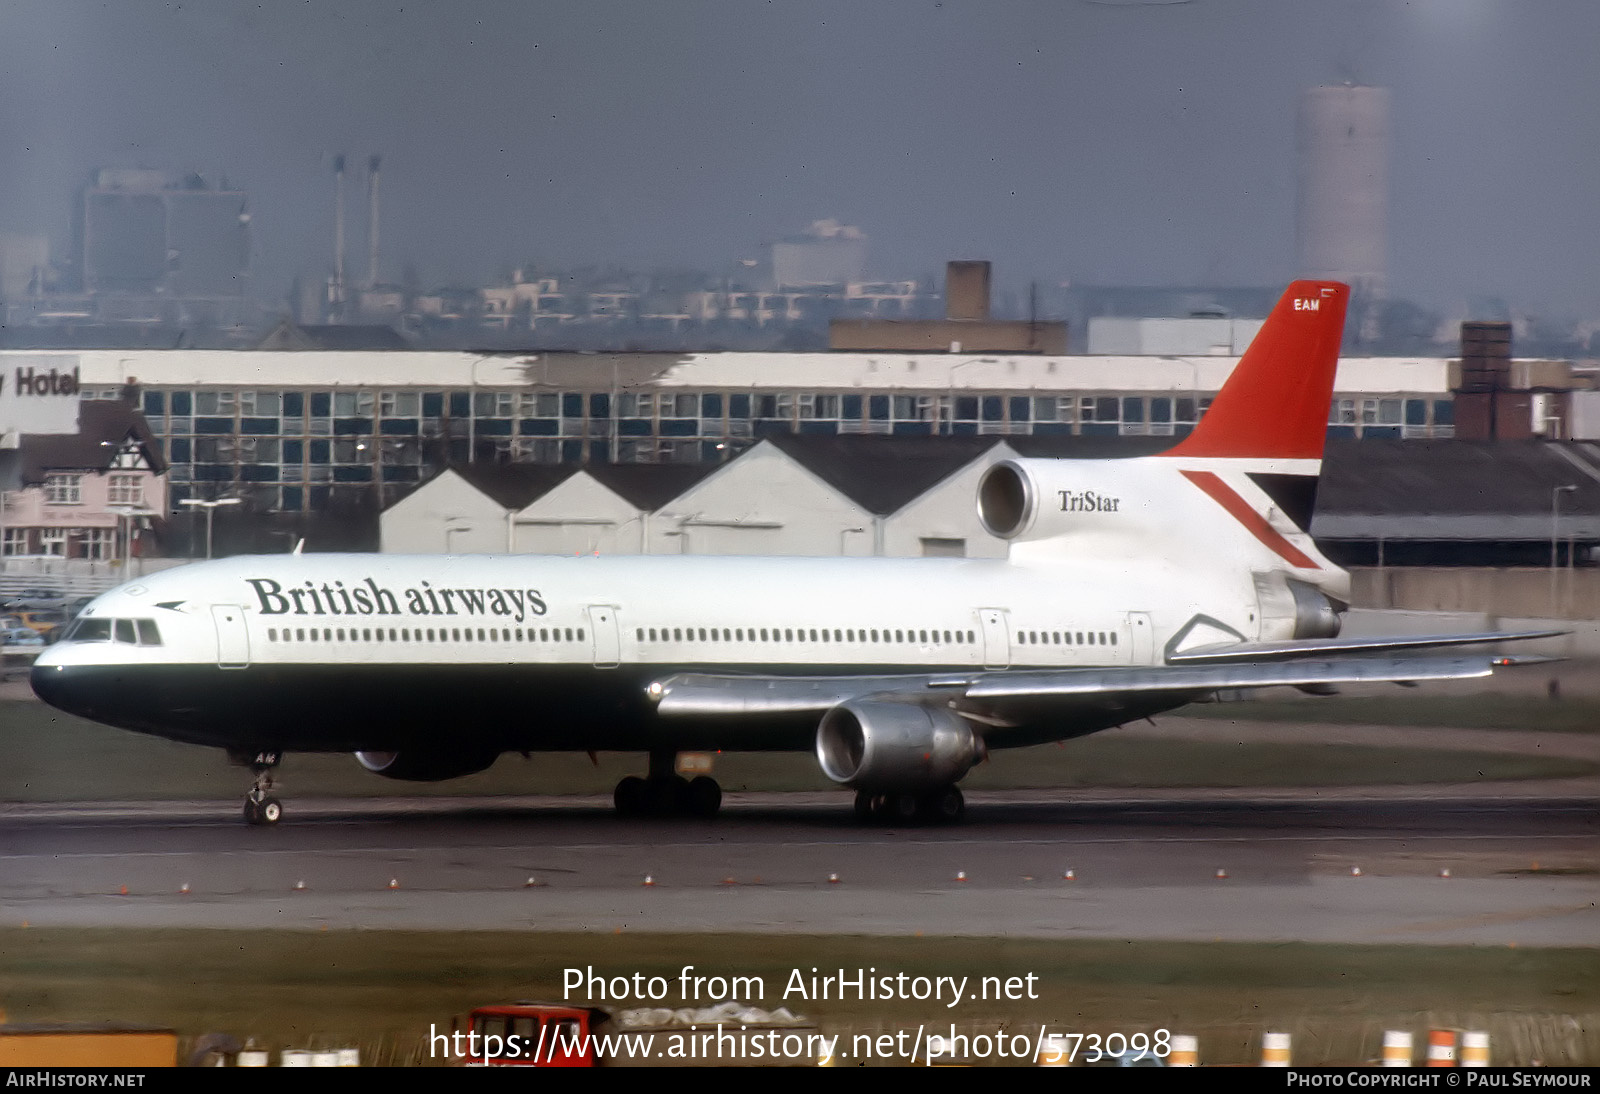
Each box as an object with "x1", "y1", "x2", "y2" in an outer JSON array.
[
  {"x1": 194, "y1": 391, "x2": 236, "y2": 415},
  {"x1": 381, "y1": 391, "x2": 420, "y2": 417}
]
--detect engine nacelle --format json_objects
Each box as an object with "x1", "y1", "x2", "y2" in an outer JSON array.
[
  {"x1": 816, "y1": 700, "x2": 982, "y2": 792},
  {"x1": 354, "y1": 748, "x2": 498, "y2": 782},
  {"x1": 977, "y1": 458, "x2": 1144, "y2": 542},
  {"x1": 1289, "y1": 579, "x2": 1344, "y2": 638}
]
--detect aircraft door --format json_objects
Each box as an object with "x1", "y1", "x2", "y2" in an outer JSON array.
[
  {"x1": 1125, "y1": 611, "x2": 1154, "y2": 665},
  {"x1": 978, "y1": 608, "x2": 1011, "y2": 670},
  {"x1": 211, "y1": 604, "x2": 250, "y2": 669},
  {"x1": 587, "y1": 605, "x2": 620, "y2": 669}
]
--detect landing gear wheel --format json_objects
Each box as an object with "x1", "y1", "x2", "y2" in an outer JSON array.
[
  {"x1": 614, "y1": 775, "x2": 649, "y2": 817},
  {"x1": 884, "y1": 793, "x2": 920, "y2": 824},
  {"x1": 924, "y1": 786, "x2": 964, "y2": 823},
  {"x1": 648, "y1": 774, "x2": 690, "y2": 816},
  {"x1": 259, "y1": 797, "x2": 283, "y2": 825},
  {"x1": 685, "y1": 776, "x2": 722, "y2": 818}
]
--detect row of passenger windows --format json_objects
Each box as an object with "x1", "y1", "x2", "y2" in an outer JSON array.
[
  {"x1": 637, "y1": 626, "x2": 978, "y2": 645},
  {"x1": 259, "y1": 623, "x2": 1119, "y2": 650},
  {"x1": 267, "y1": 626, "x2": 585, "y2": 645},
  {"x1": 1019, "y1": 630, "x2": 1117, "y2": 647},
  {"x1": 61, "y1": 617, "x2": 164, "y2": 646},
  {"x1": 634, "y1": 626, "x2": 1118, "y2": 647}
]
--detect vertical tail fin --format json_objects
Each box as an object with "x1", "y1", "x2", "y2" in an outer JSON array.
[{"x1": 1165, "y1": 280, "x2": 1348, "y2": 460}]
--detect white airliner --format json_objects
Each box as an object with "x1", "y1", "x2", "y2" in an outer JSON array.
[{"x1": 31, "y1": 280, "x2": 1553, "y2": 825}]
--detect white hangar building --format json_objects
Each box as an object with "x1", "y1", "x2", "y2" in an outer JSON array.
[{"x1": 381, "y1": 434, "x2": 1024, "y2": 559}]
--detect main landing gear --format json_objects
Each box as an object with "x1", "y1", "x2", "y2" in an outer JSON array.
[
  {"x1": 240, "y1": 751, "x2": 284, "y2": 826},
  {"x1": 854, "y1": 785, "x2": 965, "y2": 825},
  {"x1": 613, "y1": 752, "x2": 722, "y2": 819}
]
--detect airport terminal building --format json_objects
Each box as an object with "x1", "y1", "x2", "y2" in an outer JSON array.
[{"x1": 7, "y1": 347, "x2": 1468, "y2": 516}]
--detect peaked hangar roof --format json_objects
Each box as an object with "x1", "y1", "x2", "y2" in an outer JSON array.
[
  {"x1": 761, "y1": 432, "x2": 1000, "y2": 516},
  {"x1": 433, "y1": 460, "x2": 719, "y2": 513}
]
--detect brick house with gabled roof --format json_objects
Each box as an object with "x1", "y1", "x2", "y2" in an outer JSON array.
[{"x1": 2, "y1": 400, "x2": 169, "y2": 560}]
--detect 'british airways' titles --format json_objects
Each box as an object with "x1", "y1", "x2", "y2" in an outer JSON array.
[{"x1": 247, "y1": 577, "x2": 547, "y2": 623}]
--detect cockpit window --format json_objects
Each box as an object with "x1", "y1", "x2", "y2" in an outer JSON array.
[
  {"x1": 70, "y1": 618, "x2": 113, "y2": 643},
  {"x1": 59, "y1": 617, "x2": 162, "y2": 646}
]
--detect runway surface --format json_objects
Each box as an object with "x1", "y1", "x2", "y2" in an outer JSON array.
[{"x1": 2, "y1": 792, "x2": 1595, "y2": 945}]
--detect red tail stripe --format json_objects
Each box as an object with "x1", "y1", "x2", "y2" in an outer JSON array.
[{"x1": 1180, "y1": 470, "x2": 1321, "y2": 570}]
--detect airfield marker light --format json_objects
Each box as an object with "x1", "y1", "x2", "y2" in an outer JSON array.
[
  {"x1": 1261, "y1": 1031, "x2": 1291, "y2": 1067},
  {"x1": 828, "y1": 873, "x2": 840, "y2": 884},
  {"x1": 1351, "y1": 865, "x2": 1363, "y2": 877},
  {"x1": 1215, "y1": 868, "x2": 1228, "y2": 880},
  {"x1": 1426, "y1": 1029, "x2": 1457, "y2": 1066},
  {"x1": 1063, "y1": 869, "x2": 1075, "y2": 880},
  {"x1": 180, "y1": 883, "x2": 191, "y2": 896},
  {"x1": 388, "y1": 878, "x2": 400, "y2": 890},
  {"x1": 294, "y1": 879, "x2": 307, "y2": 892},
  {"x1": 1382, "y1": 1030, "x2": 1414, "y2": 1066},
  {"x1": 722, "y1": 876, "x2": 736, "y2": 886},
  {"x1": 118, "y1": 884, "x2": 128, "y2": 895},
  {"x1": 1461, "y1": 1031, "x2": 1490, "y2": 1067},
  {"x1": 955, "y1": 871, "x2": 968, "y2": 882},
  {"x1": 643, "y1": 876, "x2": 655, "y2": 887},
  {"x1": 1440, "y1": 868, "x2": 1452, "y2": 878},
  {"x1": 1168, "y1": 1034, "x2": 1200, "y2": 1066},
  {"x1": 524, "y1": 876, "x2": 540, "y2": 888}
]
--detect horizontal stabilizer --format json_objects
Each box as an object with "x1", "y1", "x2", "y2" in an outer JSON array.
[{"x1": 1166, "y1": 630, "x2": 1567, "y2": 665}]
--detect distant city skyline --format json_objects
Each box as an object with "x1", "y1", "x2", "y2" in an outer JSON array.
[{"x1": 5, "y1": 1, "x2": 1600, "y2": 315}]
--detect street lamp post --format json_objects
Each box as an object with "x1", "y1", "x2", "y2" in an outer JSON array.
[
  {"x1": 1550, "y1": 485, "x2": 1578, "y2": 616},
  {"x1": 180, "y1": 497, "x2": 240, "y2": 561}
]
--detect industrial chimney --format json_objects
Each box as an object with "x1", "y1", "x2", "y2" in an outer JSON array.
[
  {"x1": 367, "y1": 154, "x2": 381, "y2": 290},
  {"x1": 331, "y1": 153, "x2": 346, "y2": 315}
]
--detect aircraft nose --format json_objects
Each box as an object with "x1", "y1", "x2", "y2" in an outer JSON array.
[{"x1": 29, "y1": 659, "x2": 77, "y2": 714}]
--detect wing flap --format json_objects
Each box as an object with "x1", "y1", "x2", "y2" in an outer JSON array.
[
  {"x1": 962, "y1": 655, "x2": 1540, "y2": 699},
  {"x1": 1167, "y1": 629, "x2": 1566, "y2": 664}
]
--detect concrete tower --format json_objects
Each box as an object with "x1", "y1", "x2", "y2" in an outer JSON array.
[{"x1": 1297, "y1": 85, "x2": 1389, "y2": 299}]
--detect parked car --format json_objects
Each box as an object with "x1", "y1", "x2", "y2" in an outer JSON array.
[
  {"x1": 4, "y1": 588, "x2": 67, "y2": 611},
  {"x1": 1, "y1": 626, "x2": 47, "y2": 656}
]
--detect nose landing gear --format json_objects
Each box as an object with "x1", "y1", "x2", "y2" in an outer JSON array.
[{"x1": 240, "y1": 751, "x2": 283, "y2": 826}]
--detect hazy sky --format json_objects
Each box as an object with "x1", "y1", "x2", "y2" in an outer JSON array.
[{"x1": 4, "y1": 0, "x2": 1599, "y2": 314}]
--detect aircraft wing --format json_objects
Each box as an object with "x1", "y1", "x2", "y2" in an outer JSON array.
[{"x1": 649, "y1": 651, "x2": 1554, "y2": 718}]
